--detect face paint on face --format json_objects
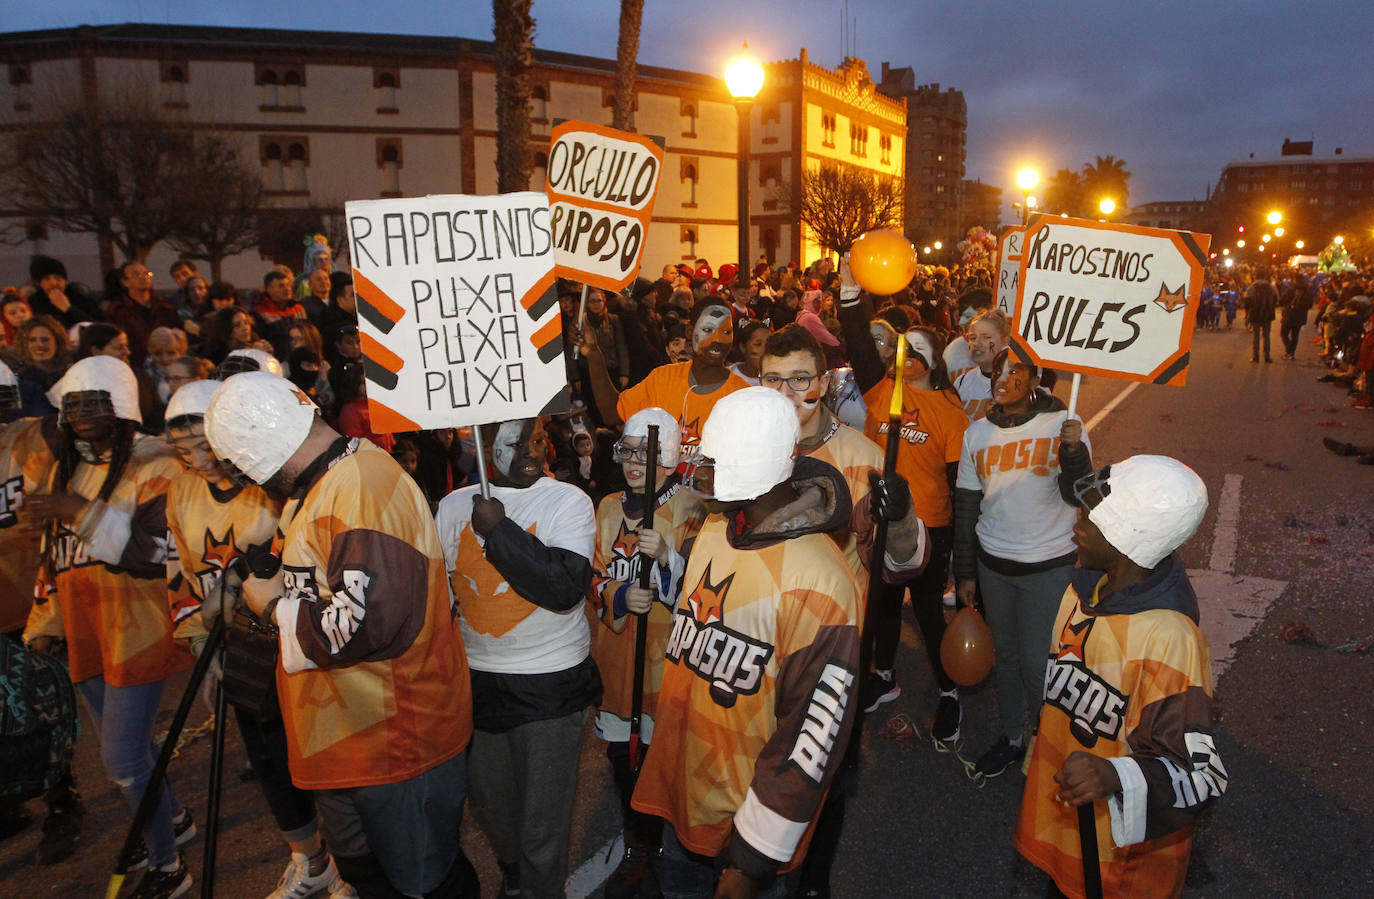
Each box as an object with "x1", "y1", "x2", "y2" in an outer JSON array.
[
  {"x1": 492, "y1": 420, "x2": 523, "y2": 476},
  {"x1": 870, "y1": 323, "x2": 896, "y2": 363},
  {"x1": 761, "y1": 351, "x2": 827, "y2": 428},
  {"x1": 993, "y1": 357, "x2": 1037, "y2": 409},
  {"x1": 968, "y1": 320, "x2": 1008, "y2": 366},
  {"x1": 904, "y1": 330, "x2": 938, "y2": 371},
  {"x1": 691, "y1": 307, "x2": 733, "y2": 363}
]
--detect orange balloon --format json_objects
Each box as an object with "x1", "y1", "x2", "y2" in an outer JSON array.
[
  {"x1": 848, "y1": 229, "x2": 919, "y2": 296},
  {"x1": 940, "y1": 607, "x2": 995, "y2": 687}
]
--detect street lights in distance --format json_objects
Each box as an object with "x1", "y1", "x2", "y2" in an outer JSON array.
[
  {"x1": 725, "y1": 48, "x2": 765, "y2": 284},
  {"x1": 1016, "y1": 168, "x2": 1039, "y2": 225}
]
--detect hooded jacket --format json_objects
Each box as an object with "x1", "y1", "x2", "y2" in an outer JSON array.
[
  {"x1": 1016, "y1": 553, "x2": 1222, "y2": 899},
  {"x1": 632, "y1": 455, "x2": 862, "y2": 882}
]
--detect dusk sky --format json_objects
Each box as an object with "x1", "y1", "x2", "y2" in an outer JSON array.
[{"x1": 9, "y1": 0, "x2": 1374, "y2": 210}]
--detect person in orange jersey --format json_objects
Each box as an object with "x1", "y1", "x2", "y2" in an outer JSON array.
[
  {"x1": 208, "y1": 372, "x2": 475, "y2": 899},
  {"x1": 587, "y1": 408, "x2": 705, "y2": 899},
  {"x1": 633, "y1": 388, "x2": 861, "y2": 899},
  {"x1": 1017, "y1": 456, "x2": 1225, "y2": 899},
  {"x1": 23, "y1": 356, "x2": 194, "y2": 896}
]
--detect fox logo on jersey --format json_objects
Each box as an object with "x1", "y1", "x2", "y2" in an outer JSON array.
[
  {"x1": 194, "y1": 527, "x2": 237, "y2": 600},
  {"x1": 1043, "y1": 617, "x2": 1127, "y2": 747},
  {"x1": 604, "y1": 521, "x2": 641, "y2": 584},
  {"x1": 666, "y1": 563, "x2": 773, "y2": 708}
]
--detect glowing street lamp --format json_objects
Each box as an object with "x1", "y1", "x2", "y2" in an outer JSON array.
[
  {"x1": 725, "y1": 47, "x2": 765, "y2": 285},
  {"x1": 1222, "y1": 248, "x2": 1230, "y2": 255},
  {"x1": 1334, "y1": 235, "x2": 1345, "y2": 245},
  {"x1": 1237, "y1": 239, "x2": 1246, "y2": 248},
  {"x1": 1016, "y1": 168, "x2": 1039, "y2": 225},
  {"x1": 1098, "y1": 198, "x2": 1116, "y2": 217},
  {"x1": 933, "y1": 241, "x2": 943, "y2": 250},
  {"x1": 1262, "y1": 234, "x2": 1271, "y2": 243},
  {"x1": 1295, "y1": 240, "x2": 1305, "y2": 249},
  {"x1": 923, "y1": 246, "x2": 932, "y2": 254},
  {"x1": 1274, "y1": 227, "x2": 1285, "y2": 237},
  {"x1": 1267, "y1": 210, "x2": 1283, "y2": 225}
]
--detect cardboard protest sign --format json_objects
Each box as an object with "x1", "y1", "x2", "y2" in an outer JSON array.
[
  {"x1": 1011, "y1": 216, "x2": 1210, "y2": 385},
  {"x1": 996, "y1": 226, "x2": 1025, "y2": 315},
  {"x1": 345, "y1": 192, "x2": 570, "y2": 433},
  {"x1": 546, "y1": 121, "x2": 664, "y2": 290}
]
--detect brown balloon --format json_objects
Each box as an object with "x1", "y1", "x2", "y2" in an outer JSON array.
[{"x1": 941, "y1": 607, "x2": 995, "y2": 687}]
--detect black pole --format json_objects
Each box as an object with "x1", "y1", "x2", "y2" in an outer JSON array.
[
  {"x1": 736, "y1": 100, "x2": 751, "y2": 278},
  {"x1": 628, "y1": 424, "x2": 659, "y2": 772},
  {"x1": 106, "y1": 614, "x2": 227, "y2": 899},
  {"x1": 200, "y1": 674, "x2": 229, "y2": 898},
  {"x1": 1078, "y1": 802, "x2": 1104, "y2": 899}
]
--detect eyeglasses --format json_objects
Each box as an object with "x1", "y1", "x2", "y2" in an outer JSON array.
[
  {"x1": 760, "y1": 373, "x2": 820, "y2": 392},
  {"x1": 611, "y1": 441, "x2": 652, "y2": 464}
]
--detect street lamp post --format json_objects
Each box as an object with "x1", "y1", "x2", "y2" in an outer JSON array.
[
  {"x1": 1098, "y1": 197, "x2": 1116, "y2": 219},
  {"x1": 1017, "y1": 168, "x2": 1039, "y2": 226},
  {"x1": 725, "y1": 49, "x2": 764, "y2": 282}
]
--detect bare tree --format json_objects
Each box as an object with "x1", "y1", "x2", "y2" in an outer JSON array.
[
  {"x1": 612, "y1": 0, "x2": 644, "y2": 131},
  {"x1": 781, "y1": 164, "x2": 905, "y2": 255},
  {"x1": 165, "y1": 136, "x2": 264, "y2": 280},
  {"x1": 493, "y1": 0, "x2": 535, "y2": 192},
  {"x1": 3, "y1": 100, "x2": 190, "y2": 261}
]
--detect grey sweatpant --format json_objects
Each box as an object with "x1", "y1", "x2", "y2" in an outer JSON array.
[
  {"x1": 977, "y1": 559, "x2": 1074, "y2": 741},
  {"x1": 468, "y1": 708, "x2": 589, "y2": 899}
]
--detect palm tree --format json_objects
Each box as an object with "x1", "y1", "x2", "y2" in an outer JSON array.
[
  {"x1": 493, "y1": 0, "x2": 535, "y2": 192},
  {"x1": 1081, "y1": 155, "x2": 1131, "y2": 211},
  {"x1": 1043, "y1": 168, "x2": 1084, "y2": 218},
  {"x1": 612, "y1": 0, "x2": 643, "y2": 131}
]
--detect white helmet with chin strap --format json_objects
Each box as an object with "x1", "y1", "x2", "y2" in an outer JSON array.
[
  {"x1": 165, "y1": 380, "x2": 222, "y2": 431},
  {"x1": 621, "y1": 407, "x2": 681, "y2": 469},
  {"x1": 0, "y1": 359, "x2": 19, "y2": 412},
  {"x1": 47, "y1": 356, "x2": 142, "y2": 425},
  {"x1": 216, "y1": 348, "x2": 284, "y2": 378},
  {"x1": 204, "y1": 372, "x2": 318, "y2": 485},
  {"x1": 695, "y1": 387, "x2": 799, "y2": 502}
]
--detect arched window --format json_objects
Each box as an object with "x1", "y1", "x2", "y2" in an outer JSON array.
[
  {"x1": 263, "y1": 141, "x2": 285, "y2": 191},
  {"x1": 283, "y1": 69, "x2": 303, "y2": 106},
  {"x1": 376, "y1": 70, "x2": 399, "y2": 111},
  {"x1": 680, "y1": 227, "x2": 697, "y2": 259},
  {"x1": 287, "y1": 141, "x2": 308, "y2": 190},
  {"x1": 681, "y1": 102, "x2": 697, "y2": 137},
  {"x1": 530, "y1": 85, "x2": 548, "y2": 122},
  {"x1": 380, "y1": 142, "x2": 402, "y2": 195},
  {"x1": 681, "y1": 161, "x2": 699, "y2": 206},
  {"x1": 259, "y1": 68, "x2": 280, "y2": 107}
]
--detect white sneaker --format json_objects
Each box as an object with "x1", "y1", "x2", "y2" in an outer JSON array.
[{"x1": 267, "y1": 852, "x2": 350, "y2": 899}]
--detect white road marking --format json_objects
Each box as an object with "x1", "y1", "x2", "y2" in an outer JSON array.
[
  {"x1": 1188, "y1": 474, "x2": 1286, "y2": 681},
  {"x1": 1084, "y1": 380, "x2": 1140, "y2": 432},
  {"x1": 567, "y1": 834, "x2": 622, "y2": 899},
  {"x1": 1208, "y1": 474, "x2": 1243, "y2": 573}
]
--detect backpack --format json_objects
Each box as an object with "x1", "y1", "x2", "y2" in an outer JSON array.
[{"x1": 0, "y1": 636, "x2": 79, "y2": 802}]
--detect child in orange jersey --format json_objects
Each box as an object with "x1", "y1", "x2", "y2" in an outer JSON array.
[
  {"x1": 588, "y1": 408, "x2": 705, "y2": 899},
  {"x1": 1017, "y1": 456, "x2": 1224, "y2": 899}
]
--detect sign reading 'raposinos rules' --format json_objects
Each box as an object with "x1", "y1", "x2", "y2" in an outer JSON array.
[
  {"x1": 345, "y1": 192, "x2": 570, "y2": 433},
  {"x1": 1011, "y1": 216, "x2": 1211, "y2": 385}
]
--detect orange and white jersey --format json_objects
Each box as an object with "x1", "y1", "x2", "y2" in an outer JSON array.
[
  {"x1": 436, "y1": 476, "x2": 596, "y2": 675},
  {"x1": 166, "y1": 472, "x2": 282, "y2": 643},
  {"x1": 617, "y1": 362, "x2": 751, "y2": 461},
  {"x1": 271, "y1": 439, "x2": 472, "y2": 790},
  {"x1": 0, "y1": 416, "x2": 57, "y2": 634},
  {"x1": 804, "y1": 420, "x2": 927, "y2": 597},
  {"x1": 632, "y1": 516, "x2": 861, "y2": 869},
  {"x1": 25, "y1": 436, "x2": 188, "y2": 686},
  {"x1": 587, "y1": 482, "x2": 705, "y2": 741},
  {"x1": 861, "y1": 382, "x2": 968, "y2": 527},
  {"x1": 953, "y1": 367, "x2": 994, "y2": 422},
  {"x1": 1016, "y1": 567, "x2": 1223, "y2": 899}
]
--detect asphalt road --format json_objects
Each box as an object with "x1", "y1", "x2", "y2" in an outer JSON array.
[{"x1": 2, "y1": 324, "x2": 1371, "y2": 897}]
